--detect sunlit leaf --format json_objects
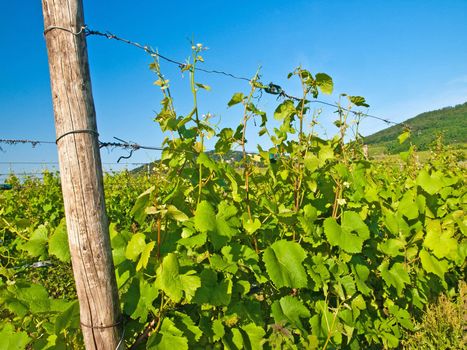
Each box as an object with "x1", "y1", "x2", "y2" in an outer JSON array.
[
  {"x1": 125, "y1": 233, "x2": 147, "y2": 261},
  {"x1": 324, "y1": 212, "x2": 370, "y2": 253},
  {"x1": 274, "y1": 100, "x2": 296, "y2": 120},
  {"x1": 228, "y1": 92, "x2": 245, "y2": 107},
  {"x1": 147, "y1": 318, "x2": 188, "y2": 350},
  {"x1": 348, "y1": 95, "x2": 369, "y2": 107},
  {"x1": 263, "y1": 240, "x2": 308, "y2": 288},
  {"x1": 0, "y1": 324, "x2": 31, "y2": 350},
  {"x1": 48, "y1": 220, "x2": 70, "y2": 262},
  {"x1": 315, "y1": 73, "x2": 333, "y2": 94},
  {"x1": 22, "y1": 225, "x2": 48, "y2": 257}
]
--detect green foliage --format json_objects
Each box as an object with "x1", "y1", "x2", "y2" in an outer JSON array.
[
  {"x1": 0, "y1": 49, "x2": 465, "y2": 350},
  {"x1": 0, "y1": 172, "x2": 149, "y2": 347}
]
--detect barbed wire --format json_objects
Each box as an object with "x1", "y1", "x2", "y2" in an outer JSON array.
[
  {"x1": 0, "y1": 161, "x2": 146, "y2": 166},
  {"x1": 0, "y1": 137, "x2": 164, "y2": 163},
  {"x1": 0, "y1": 136, "x2": 260, "y2": 165},
  {"x1": 0, "y1": 172, "x2": 50, "y2": 176},
  {"x1": 85, "y1": 28, "x2": 251, "y2": 82},
  {"x1": 0, "y1": 138, "x2": 55, "y2": 147},
  {"x1": 100, "y1": 137, "x2": 165, "y2": 162},
  {"x1": 82, "y1": 26, "x2": 403, "y2": 127},
  {"x1": 0, "y1": 168, "x2": 148, "y2": 177}
]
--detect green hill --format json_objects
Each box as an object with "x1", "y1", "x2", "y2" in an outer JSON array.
[{"x1": 364, "y1": 102, "x2": 467, "y2": 154}]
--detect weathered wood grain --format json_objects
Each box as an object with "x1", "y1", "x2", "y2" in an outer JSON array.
[{"x1": 41, "y1": 1, "x2": 123, "y2": 348}]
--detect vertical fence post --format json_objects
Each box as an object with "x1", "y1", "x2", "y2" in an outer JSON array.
[{"x1": 41, "y1": 1, "x2": 122, "y2": 348}]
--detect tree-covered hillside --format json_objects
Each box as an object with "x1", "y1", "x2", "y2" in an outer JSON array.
[{"x1": 364, "y1": 102, "x2": 467, "y2": 153}]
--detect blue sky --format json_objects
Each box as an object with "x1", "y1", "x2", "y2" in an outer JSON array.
[{"x1": 1, "y1": 0, "x2": 466, "y2": 176}]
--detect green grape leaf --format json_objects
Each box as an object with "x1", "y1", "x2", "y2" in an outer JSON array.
[
  {"x1": 419, "y1": 249, "x2": 449, "y2": 278},
  {"x1": 228, "y1": 92, "x2": 245, "y2": 107},
  {"x1": 196, "y1": 83, "x2": 211, "y2": 91},
  {"x1": 416, "y1": 169, "x2": 444, "y2": 195},
  {"x1": 348, "y1": 95, "x2": 369, "y2": 107},
  {"x1": 22, "y1": 225, "x2": 48, "y2": 257},
  {"x1": 5, "y1": 282, "x2": 53, "y2": 316},
  {"x1": 125, "y1": 233, "x2": 147, "y2": 261},
  {"x1": 324, "y1": 212, "x2": 370, "y2": 253},
  {"x1": 210, "y1": 254, "x2": 238, "y2": 274},
  {"x1": 123, "y1": 278, "x2": 158, "y2": 321},
  {"x1": 174, "y1": 312, "x2": 202, "y2": 342},
  {"x1": 423, "y1": 220, "x2": 458, "y2": 261},
  {"x1": 194, "y1": 201, "x2": 239, "y2": 250},
  {"x1": 55, "y1": 300, "x2": 80, "y2": 335},
  {"x1": 136, "y1": 241, "x2": 155, "y2": 271},
  {"x1": 192, "y1": 269, "x2": 232, "y2": 306},
  {"x1": 388, "y1": 304, "x2": 414, "y2": 331},
  {"x1": 0, "y1": 323, "x2": 31, "y2": 350},
  {"x1": 179, "y1": 272, "x2": 202, "y2": 302},
  {"x1": 351, "y1": 294, "x2": 367, "y2": 313},
  {"x1": 226, "y1": 171, "x2": 242, "y2": 202},
  {"x1": 48, "y1": 220, "x2": 70, "y2": 262},
  {"x1": 380, "y1": 261, "x2": 410, "y2": 295},
  {"x1": 155, "y1": 253, "x2": 201, "y2": 302},
  {"x1": 212, "y1": 319, "x2": 225, "y2": 341},
  {"x1": 177, "y1": 232, "x2": 207, "y2": 248},
  {"x1": 382, "y1": 331, "x2": 399, "y2": 348},
  {"x1": 378, "y1": 239, "x2": 405, "y2": 257},
  {"x1": 318, "y1": 144, "x2": 335, "y2": 165},
  {"x1": 147, "y1": 318, "x2": 188, "y2": 350},
  {"x1": 230, "y1": 328, "x2": 244, "y2": 349},
  {"x1": 194, "y1": 201, "x2": 216, "y2": 232},
  {"x1": 398, "y1": 130, "x2": 410, "y2": 144},
  {"x1": 339, "y1": 275, "x2": 356, "y2": 298},
  {"x1": 263, "y1": 240, "x2": 308, "y2": 288},
  {"x1": 241, "y1": 323, "x2": 266, "y2": 350},
  {"x1": 130, "y1": 186, "x2": 154, "y2": 224},
  {"x1": 315, "y1": 73, "x2": 334, "y2": 94},
  {"x1": 243, "y1": 218, "x2": 261, "y2": 235},
  {"x1": 215, "y1": 128, "x2": 234, "y2": 153},
  {"x1": 211, "y1": 203, "x2": 239, "y2": 249},
  {"x1": 304, "y1": 153, "x2": 320, "y2": 172},
  {"x1": 274, "y1": 100, "x2": 296, "y2": 120},
  {"x1": 398, "y1": 191, "x2": 418, "y2": 220},
  {"x1": 299, "y1": 204, "x2": 318, "y2": 236},
  {"x1": 197, "y1": 153, "x2": 219, "y2": 172},
  {"x1": 272, "y1": 296, "x2": 311, "y2": 331},
  {"x1": 166, "y1": 205, "x2": 189, "y2": 222}
]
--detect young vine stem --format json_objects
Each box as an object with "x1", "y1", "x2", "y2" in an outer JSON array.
[
  {"x1": 294, "y1": 71, "x2": 309, "y2": 213},
  {"x1": 337, "y1": 99, "x2": 351, "y2": 164},
  {"x1": 189, "y1": 50, "x2": 203, "y2": 205},
  {"x1": 128, "y1": 293, "x2": 168, "y2": 349},
  {"x1": 241, "y1": 70, "x2": 261, "y2": 252},
  {"x1": 297, "y1": 132, "x2": 315, "y2": 208},
  {"x1": 1, "y1": 218, "x2": 29, "y2": 241},
  {"x1": 321, "y1": 299, "x2": 342, "y2": 350},
  {"x1": 331, "y1": 178, "x2": 343, "y2": 219}
]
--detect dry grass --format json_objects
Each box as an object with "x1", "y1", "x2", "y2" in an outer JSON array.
[{"x1": 402, "y1": 281, "x2": 466, "y2": 349}]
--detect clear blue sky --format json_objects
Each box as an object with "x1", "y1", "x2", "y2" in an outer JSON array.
[{"x1": 1, "y1": 0, "x2": 466, "y2": 176}]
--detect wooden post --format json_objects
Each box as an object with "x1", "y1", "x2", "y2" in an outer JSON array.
[{"x1": 41, "y1": 1, "x2": 122, "y2": 349}]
